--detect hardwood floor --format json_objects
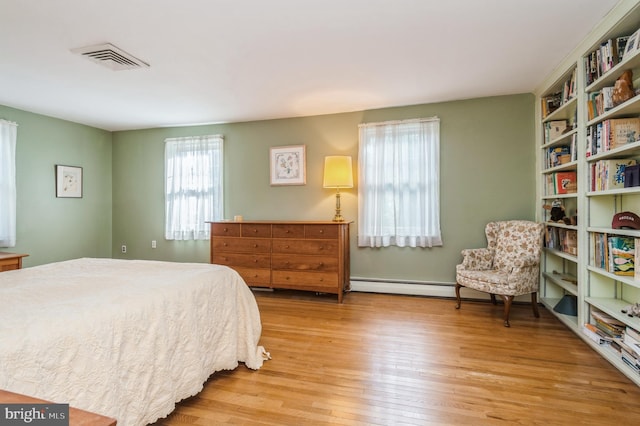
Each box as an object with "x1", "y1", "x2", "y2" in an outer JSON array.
[{"x1": 153, "y1": 290, "x2": 640, "y2": 425}]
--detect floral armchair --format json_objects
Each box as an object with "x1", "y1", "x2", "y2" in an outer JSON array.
[{"x1": 455, "y1": 220, "x2": 544, "y2": 327}]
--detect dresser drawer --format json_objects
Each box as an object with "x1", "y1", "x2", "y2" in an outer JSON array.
[
  {"x1": 272, "y1": 224, "x2": 305, "y2": 238},
  {"x1": 272, "y1": 254, "x2": 337, "y2": 272},
  {"x1": 272, "y1": 270, "x2": 338, "y2": 291},
  {"x1": 0, "y1": 261, "x2": 20, "y2": 271},
  {"x1": 241, "y1": 224, "x2": 272, "y2": 238},
  {"x1": 233, "y1": 267, "x2": 271, "y2": 285},
  {"x1": 272, "y1": 239, "x2": 338, "y2": 255},
  {"x1": 211, "y1": 223, "x2": 241, "y2": 237},
  {"x1": 212, "y1": 237, "x2": 271, "y2": 253},
  {"x1": 212, "y1": 253, "x2": 271, "y2": 268},
  {"x1": 305, "y1": 224, "x2": 338, "y2": 239}
]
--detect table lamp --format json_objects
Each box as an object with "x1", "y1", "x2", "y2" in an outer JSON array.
[{"x1": 323, "y1": 156, "x2": 353, "y2": 222}]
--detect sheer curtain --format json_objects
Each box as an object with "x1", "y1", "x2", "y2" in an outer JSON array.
[
  {"x1": 0, "y1": 120, "x2": 17, "y2": 247},
  {"x1": 358, "y1": 117, "x2": 442, "y2": 248},
  {"x1": 165, "y1": 135, "x2": 223, "y2": 240}
]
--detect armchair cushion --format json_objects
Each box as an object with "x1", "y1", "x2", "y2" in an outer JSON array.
[{"x1": 460, "y1": 248, "x2": 494, "y2": 270}]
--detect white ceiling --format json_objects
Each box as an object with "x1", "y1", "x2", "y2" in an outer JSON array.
[{"x1": 0, "y1": 0, "x2": 621, "y2": 131}]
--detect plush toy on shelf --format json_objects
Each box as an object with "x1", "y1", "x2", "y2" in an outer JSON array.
[
  {"x1": 543, "y1": 199, "x2": 572, "y2": 225},
  {"x1": 621, "y1": 302, "x2": 640, "y2": 318}
]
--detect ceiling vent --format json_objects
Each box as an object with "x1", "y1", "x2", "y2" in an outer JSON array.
[{"x1": 71, "y1": 43, "x2": 149, "y2": 71}]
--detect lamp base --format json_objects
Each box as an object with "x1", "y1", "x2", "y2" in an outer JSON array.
[{"x1": 332, "y1": 191, "x2": 345, "y2": 222}]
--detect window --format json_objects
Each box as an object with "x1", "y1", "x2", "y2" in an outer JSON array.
[
  {"x1": 165, "y1": 135, "x2": 223, "y2": 240},
  {"x1": 0, "y1": 119, "x2": 17, "y2": 247},
  {"x1": 358, "y1": 117, "x2": 441, "y2": 248}
]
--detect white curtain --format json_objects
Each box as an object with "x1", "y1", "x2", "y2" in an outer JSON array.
[
  {"x1": 358, "y1": 117, "x2": 442, "y2": 248},
  {"x1": 0, "y1": 120, "x2": 17, "y2": 248},
  {"x1": 165, "y1": 135, "x2": 223, "y2": 240}
]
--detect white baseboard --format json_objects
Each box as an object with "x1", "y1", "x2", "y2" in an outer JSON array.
[{"x1": 349, "y1": 278, "x2": 531, "y2": 302}]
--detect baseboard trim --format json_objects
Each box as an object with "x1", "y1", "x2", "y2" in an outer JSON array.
[{"x1": 349, "y1": 278, "x2": 530, "y2": 302}]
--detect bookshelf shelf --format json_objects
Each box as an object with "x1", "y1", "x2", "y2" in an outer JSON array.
[
  {"x1": 540, "y1": 161, "x2": 578, "y2": 174},
  {"x1": 540, "y1": 297, "x2": 579, "y2": 330},
  {"x1": 537, "y1": 1, "x2": 640, "y2": 387},
  {"x1": 542, "y1": 247, "x2": 577, "y2": 262},
  {"x1": 587, "y1": 265, "x2": 640, "y2": 290},
  {"x1": 542, "y1": 271, "x2": 578, "y2": 296},
  {"x1": 541, "y1": 128, "x2": 578, "y2": 150}
]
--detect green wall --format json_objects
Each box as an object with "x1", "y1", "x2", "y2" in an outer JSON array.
[
  {"x1": 1, "y1": 94, "x2": 534, "y2": 284},
  {"x1": 112, "y1": 94, "x2": 535, "y2": 284},
  {"x1": 0, "y1": 105, "x2": 113, "y2": 267}
]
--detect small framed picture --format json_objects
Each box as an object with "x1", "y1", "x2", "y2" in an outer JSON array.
[
  {"x1": 55, "y1": 165, "x2": 83, "y2": 198},
  {"x1": 270, "y1": 145, "x2": 306, "y2": 186},
  {"x1": 624, "y1": 29, "x2": 640, "y2": 59}
]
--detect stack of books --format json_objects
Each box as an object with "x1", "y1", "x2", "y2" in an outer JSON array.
[
  {"x1": 620, "y1": 326, "x2": 640, "y2": 373},
  {"x1": 586, "y1": 117, "x2": 640, "y2": 156},
  {"x1": 584, "y1": 36, "x2": 629, "y2": 86},
  {"x1": 545, "y1": 171, "x2": 577, "y2": 195},
  {"x1": 591, "y1": 233, "x2": 635, "y2": 276},
  {"x1": 589, "y1": 158, "x2": 637, "y2": 191}
]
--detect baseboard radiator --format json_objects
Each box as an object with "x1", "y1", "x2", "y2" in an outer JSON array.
[{"x1": 349, "y1": 277, "x2": 532, "y2": 302}]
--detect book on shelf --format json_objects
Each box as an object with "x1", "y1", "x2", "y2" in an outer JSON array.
[
  {"x1": 546, "y1": 145, "x2": 571, "y2": 168},
  {"x1": 544, "y1": 120, "x2": 568, "y2": 143},
  {"x1": 583, "y1": 323, "x2": 613, "y2": 345},
  {"x1": 585, "y1": 36, "x2": 631, "y2": 86},
  {"x1": 589, "y1": 158, "x2": 637, "y2": 191},
  {"x1": 591, "y1": 232, "x2": 608, "y2": 270},
  {"x1": 610, "y1": 117, "x2": 640, "y2": 148},
  {"x1": 554, "y1": 171, "x2": 577, "y2": 194},
  {"x1": 541, "y1": 93, "x2": 562, "y2": 118},
  {"x1": 545, "y1": 227, "x2": 577, "y2": 255},
  {"x1": 623, "y1": 331, "x2": 640, "y2": 357},
  {"x1": 591, "y1": 309, "x2": 626, "y2": 330},
  {"x1": 608, "y1": 236, "x2": 635, "y2": 276},
  {"x1": 586, "y1": 118, "x2": 640, "y2": 155},
  {"x1": 626, "y1": 326, "x2": 640, "y2": 343}
]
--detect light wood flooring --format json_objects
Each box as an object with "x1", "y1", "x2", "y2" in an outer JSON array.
[{"x1": 153, "y1": 290, "x2": 640, "y2": 425}]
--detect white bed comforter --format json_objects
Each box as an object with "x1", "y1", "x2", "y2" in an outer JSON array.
[{"x1": 0, "y1": 258, "x2": 267, "y2": 426}]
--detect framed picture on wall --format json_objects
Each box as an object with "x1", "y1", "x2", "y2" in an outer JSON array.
[
  {"x1": 55, "y1": 165, "x2": 83, "y2": 198},
  {"x1": 270, "y1": 145, "x2": 306, "y2": 186}
]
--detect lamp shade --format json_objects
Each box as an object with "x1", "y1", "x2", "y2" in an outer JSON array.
[{"x1": 323, "y1": 156, "x2": 353, "y2": 188}]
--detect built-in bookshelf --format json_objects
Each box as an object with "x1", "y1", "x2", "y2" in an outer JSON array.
[
  {"x1": 540, "y1": 64, "x2": 580, "y2": 332},
  {"x1": 538, "y1": 1, "x2": 640, "y2": 387}
]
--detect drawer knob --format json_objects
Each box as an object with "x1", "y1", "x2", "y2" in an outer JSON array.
[
  {"x1": 223, "y1": 228, "x2": 228, "y2": 232},
  {"x1": 319, "y1": 230, "x2": 324, "y2": 234},
  {"x1": 223, "y1": 243, "x2": 228, "y2": 247},
  {"x1": 285, "y1": 245, "x2": 290, "y2": 249},
  {"x1": 286, "y1": 230, "x2": 290, "y2": 233},
  {"x1": 253, "y1": 229, "x2": 258, "y2": 233},
  {"x1": 254, "y1": 259, "x2": 258, "y2": 263},
  {"x1": 320, "y1": 278, "x2": 324, "y2": 282},
  {"x1": 319, "y1": 262, "x2": 324, "y2": 266},
  {"x1": 285, "y1": 276, "x2": 290, "y2": 280},
  {"x1": 253, "y1": 244, "x2": 258, "y2": 248}
]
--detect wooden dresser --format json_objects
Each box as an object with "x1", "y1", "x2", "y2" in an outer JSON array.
[
  {"x1": 0, "y1": 252, "x2": 28, "y2": 272},
  {"x1": 209, "y1": 221, "x2": 351, "y2": 302}
]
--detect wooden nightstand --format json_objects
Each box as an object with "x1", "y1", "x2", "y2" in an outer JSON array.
[{"x1": 0, "y1": 252, "x2": 29, "y2": 272}]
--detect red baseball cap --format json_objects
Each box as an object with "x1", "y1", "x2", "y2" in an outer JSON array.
[{"x1": 612, "y1": 211, "x2": 640, "y2": 230}]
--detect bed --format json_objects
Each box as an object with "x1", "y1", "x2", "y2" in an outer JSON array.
[{"x1": 0, "y1": 257, "x2": 269, "y2": 425}]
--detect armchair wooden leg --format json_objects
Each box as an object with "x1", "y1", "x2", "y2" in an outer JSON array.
[
  {"x1": 531, "y1": 292, "x2": 540, "y2": 318},
  {"x1": 455, "y1": 283, "x2": 462, "y2": 309},
  {"x1": 500, "y1": 295, "x2": 514, "y2": 327},
  {"x1": 490, "y1": 294, "x2": 497, "y2": 305}
]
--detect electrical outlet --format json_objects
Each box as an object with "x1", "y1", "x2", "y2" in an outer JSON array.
[
  {"x1": 121, "y1": 244, "x2": 127, "y2": 253},
  {"x1": 151, "y1": 240, "x2": 156, "y2": 249}
]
